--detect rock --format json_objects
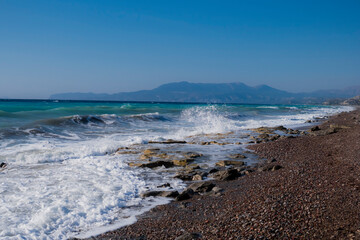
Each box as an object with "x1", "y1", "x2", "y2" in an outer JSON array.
[
  {"x1": 172, "y1": 158, "x2": 195, "y2": 167},
  {"x1": 128, "y1": 162, "x2": 143, "y2": 167},
  {"x1": 216, "y1": 160, "x2": 245, "y2": 167},
  {"x1": 273, "y1": 125, "x2": 287, "y2": 132},
  {"x1": 0, "y1": 162, "x2": 7, "y2": 168},
  {"x1": 183, "y1": 152, "x2": 203, "y2": 159},
  {"x1": 116, "y1": 150, "x2": 139, "y2": 155},
  {"x1": 211, "y1": 186, "x2": 224, "y2": 193},
  {"x1": 192, "y1": 174, "x2": 203, "y2": 181},
  {"x1": 311, "y1": 126, "x2": 321, "y2": 131},
  {"x1": 140, "y1": 190, "x2": 179, "y2": 198},
  {"x1": 148, "y1": 139, "x2": 187, "y2": 144},
  {"x1": 175, "y1": 232, "x2": 202, "y2": 240},
  {"x1": 258, "y1": 133, "x2": 270, "y2": 139},
  {"x1": 185, "y1": 164, "x2": 201, "y2": 171},
  {"x1": 157, "y1": 183, "x2": 171, "y2": 188},
  {"x1": 139, "y1": 161, "x2": 174, "y2": 169},
  {"x1": 174, "y1": 172, "x2": 196, "y2": 181},
  {"x1": 186, "y1": 182, "x2": 215, "y2": 193},
  {"x1": 212, "y1": 169, "x2": 240, "y2": 181},
  {"x1": 176, "y1": 189, "x2": 194, "y2": 201},
  {"x1": 252, "y1": 127, "x2": 274, "y2": 134},
  {"x1": 143, "y1": 148, "x2": 160, "y2": 155},
  {"x1": 228, "y1": 153, "x2": 247, "y2": 159},
  {"x1": 208, "y1": 168, "x2": 219, "y2": 174}
]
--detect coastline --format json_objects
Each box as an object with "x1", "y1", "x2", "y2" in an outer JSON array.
[{"x1": 83, "y1": 108, "x2": 360, "y2": 239}]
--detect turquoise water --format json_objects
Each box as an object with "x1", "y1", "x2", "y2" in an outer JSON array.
[{"x1": 0, "y1": 100, "x2": 353, "y2": 239}]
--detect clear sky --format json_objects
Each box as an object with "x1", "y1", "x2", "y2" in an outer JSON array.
[{"x1": 0, "y1": 0, "x2": 359, "y2": 99}]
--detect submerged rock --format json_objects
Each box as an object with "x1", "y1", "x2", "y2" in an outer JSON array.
[
  {"x1": 140, "y1": 190, "x2": 179, "y2": 198},
  {"x1": 228, "y1": 153, "x2": 247, "y2": 159},
  {"x1": 139, "y1": 161, "x2": 174, "y2": 169},
  {"x1": 215, "y1": 160, "x2": 245, "y2": 167},
  {"x1": 148, "y1": 139, "x2": 187, "y2": 144},
  {"x1": 172, "y1": 158, "x2": 195, "y2": 167}
]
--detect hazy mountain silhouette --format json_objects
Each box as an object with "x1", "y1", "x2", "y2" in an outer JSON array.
[{"x1": 50, "y1": 81, "x2": 360, "y2": 104}]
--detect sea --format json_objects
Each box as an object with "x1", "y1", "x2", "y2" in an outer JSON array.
[{"x1": 0, "y1": 100, "x2": 354, "y2": 239}]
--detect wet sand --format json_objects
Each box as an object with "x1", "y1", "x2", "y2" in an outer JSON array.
[{"x1": 91, "y1": 109, "x2": 360, "y2": 239}]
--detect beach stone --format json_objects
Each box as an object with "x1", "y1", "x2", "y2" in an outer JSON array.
[
  {"x1": 215, "y1": 160, "x2": 245, "y2": 167},
  {"x1": 192, "y1": 174, "x2": 203, "y2": 181},
  {"x1": 228, "y1": 153, "x2": 247, "y2": 159},
  {"x1": 186, "y1": 182, "x2": 215, "y2": 193},
  {"x1": 212, "y1": 169, "x2": 240, "y2": 181},
  {"x1": 172, "y1": 158, "x2": 194, "y2": 167},
  {"x1": 259, "y1": 164, "x2": 283, "y2": 171},
  {"x1": 175, "y1": 232, "x2": 201, "y2": 240},
  {"x1": 175, "y1": 189, "x2": 194, "y2": 201},
  {"x1": 139, "y1": 161, "x2": 174, "y2": 169}
]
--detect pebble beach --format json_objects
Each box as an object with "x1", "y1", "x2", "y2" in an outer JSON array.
[{"x1": 93, "y1": 108, "x2": 360, "y2": 240}]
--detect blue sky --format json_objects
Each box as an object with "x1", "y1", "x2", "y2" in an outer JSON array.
[{"x1": 0, "y1": 0, "x2": 359, "y2": 99}]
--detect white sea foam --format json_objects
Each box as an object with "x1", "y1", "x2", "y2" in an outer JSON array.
[{"x1": 0, "y1": 104, "x2": 354, "y2": 239}]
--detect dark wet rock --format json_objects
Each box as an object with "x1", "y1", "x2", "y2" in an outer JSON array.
[
  {"x1": 148, "y1": 139, "x2": 187, "y2": 144},
  {"x1": 140, "y1": 190, "x2": 179, "y2": 198},
  {"x1": 174, "y1": 172, "x2": 196, "y2": 181},
  {"x1": 139, "y1": 161, "x2": 174, "y2": 169},
  {"x1": 183, "y1": 152, "x2": 203, "y2": 159},
  {"x1": 208, "y1": 168, "x2": 219, "y2": 174},
  {"x1": 186, "y1": 182, "x2": 215, "y2": 193},
  {"x1": 192, "y1": 174, "x2": 203, "y2": 181},
  {"x1": 311, "y1": 126, "x2": 321, "y2": 132},
  {"x1": 175, "y1": 232, "x2": 202, "y2": 240},
  {"x1": 185, "y1": 164, "x2": 201, "y2": 171},
  {"x1": 172, "y1": 158, "x2": 195, "y2": 167},
  {"x1": 215, "y1": 160, "x2": 245, "y2": 167},
  {"x1": 0, "y1": 162, "x2": 7, "y2": 168},
  {"x1": 269, "y1": 134, "x2": 281, "y2": 141},
  {"x1": 228, "y1": 153, "x2": 247, "y2": 159},
  {"x1": 252, "y1": 127, "x2": 275, "y2": 134},
  {"x1": 212, "y1": 169, "x2": 240, "y2": 181},
  {"x1": 157, "y1": 183, "x2": 171, "y2": 188},
  {"x1": 117, "y1": 150, "x2": 139, "y2": 155},
  {"x1": 273, "y1": 125, "x2": 287, "y2": 132},
  {"x1": 258, "y1": 133, "x2": 270, "y2": 139},
  {"x1": 175, "y1": 189, "x2": 194, "y2": 201}
]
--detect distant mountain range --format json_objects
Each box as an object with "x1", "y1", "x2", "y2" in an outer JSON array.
[{"x1": 50, "y1": 81, "x2": 360, "y2": 104}]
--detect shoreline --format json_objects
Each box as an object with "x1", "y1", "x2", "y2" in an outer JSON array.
[{"x1": 81, "y1": 108, "x2": 360, "y2": 239}]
